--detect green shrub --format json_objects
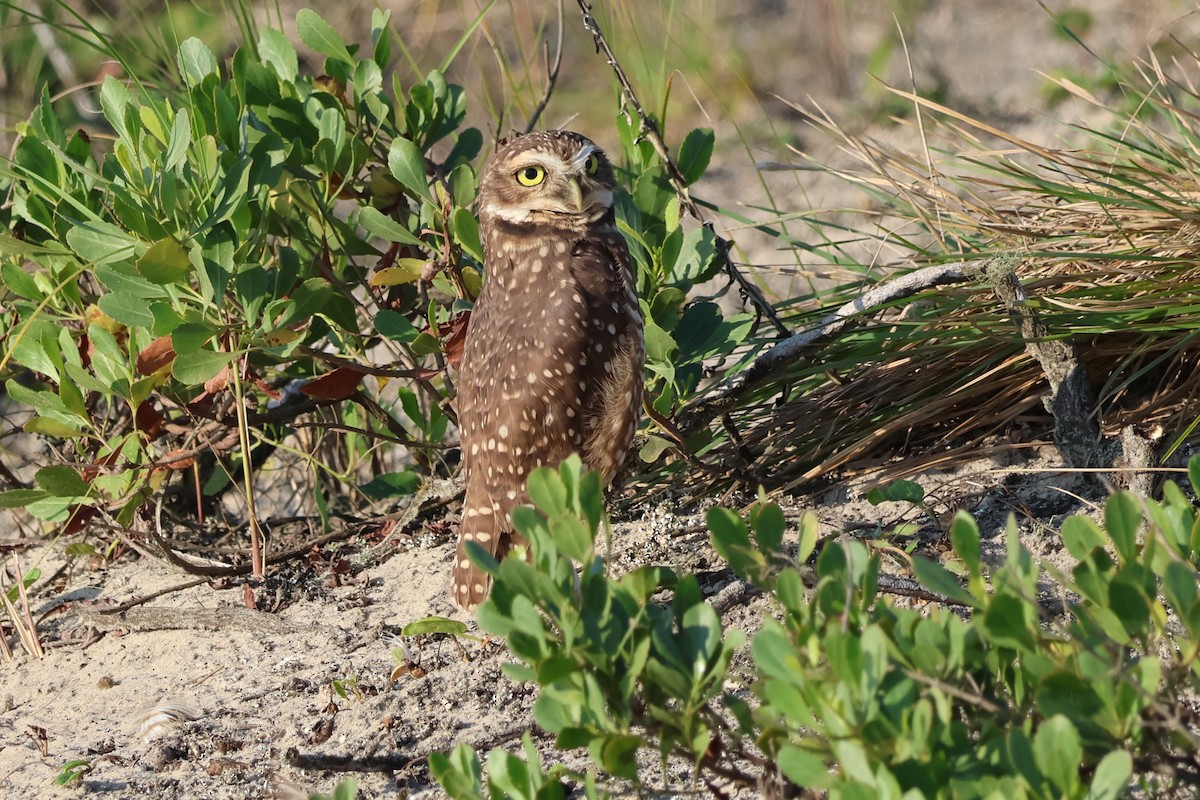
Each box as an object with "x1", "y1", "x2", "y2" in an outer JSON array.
[
  {"x1": 0, "y1": 8, "x2": 724, "y2": 551},
  {"x1": 432, "y1": 455, "x2": 1200, "y2": 797}
]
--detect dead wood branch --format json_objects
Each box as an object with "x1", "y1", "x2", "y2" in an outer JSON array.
[{"x1": 681, "y1": 262, "x2": 976, "y2": 431}]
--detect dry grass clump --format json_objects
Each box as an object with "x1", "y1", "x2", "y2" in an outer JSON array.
[{"x1": 687, "y1": 52, "x2": 1200, "y2": 492}]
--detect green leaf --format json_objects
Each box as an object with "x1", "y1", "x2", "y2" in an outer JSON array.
[
  {"x1": 170, "y1": 322, "x2": 217, "y2": 354},
  {"x1": 2, "y1": 263, "x2": 44, "y2": 300},
  {"x1": 1088, "y1": 750, "x2": 1132, "y2": 800},
  {"x1": 35, "y1": 465, "x2": 89, "y2": 497},
  {"x1": 950, "y1": 511, "x2": 981, "y2": 575},
  {"x1": 868, "y1": 478, "x2": 925, "y2": 505},
  {"x1": 67, "y1": 221, "x2": 138, "y2": 265},
  {"x1": 777, "y1": 745, "x2": 827, "y2": 787},
  {"x1": 273, "y1": 278, "x2": 334, "y2": 329},
  {"x1": 387, "y1": 137, "x2": 431, "y2": 200},
  {"x1": 429, "y1": 744, "x2": 484, "y2": 799},
  {"x1": 749, "y1": 501, "x2": 785, "y2": 554},
  {"x1": 172, "y1": 349, "x2": 233, "y2": 385},
  {"x1": 676, "y1": 127, "x2": 714, "y2": 185},
  {"x1": 708, "y1": 506, "x2": 751, "y2": 551},
  {"x1": 136, "y1": 238, "x2": 192, "y2": 285},
  {"x1": 24, "y1": 417, "x2": 84, "y2": 438},
  {"x1": 450, "y1": 207, "x2": 482, "y2": 262},
  {"x1": 26, "y1": 496, "x2": 77, "y2": 522},
  {"x1": 98, "y1": 292, "x2": 155, "y2": 329},
  {"x1": 358, "y1": 471, "x2": 420, "y2": 500},
  {"x1": 296, "y1": 9, "x2": 355, "y2": 64},
  {"x1": 1061, "y1": 514, "x2": 1105, "y2": 559},
  {"x1": 400, "y1": 616, "x2": 469, "y2": 637},
  {"x1": 99, "y1": 75, "x2": 130, "y2": 141},
  {"x1": 259, "y1": 27, "x2": 298, "y2": 82},
  {"x1": 94, "y1": 263, "x2": 167, "y2": 299},
  {"x1": 643, "y1": 318, "x2": 678, "y2": 363},
  {"x1": 374, "y1": 310, "x2": 419, "y2": 342},
  {"x1": 177, "y1": 37, "x2": 218, "y2": 86},
  {"x1": 596, "y1": 734, "x2": 642, "y2": 780},
  {"x1": 359, "y1": 206, "x2": 424, "y2": 247},
  {"x1": 527, "y1": 467, "x2": 568, "y2": 516},
  {"x1": 911, "y1": 556, "x2": 975, "y2": 606},
  {"x1": 1104, "y1": 491, "x2": 1141, "y2": 561},
  {"x1": 982, "y1": 593, "x2": 1036, "y2": 651},
  {"x1": 164, "y1": 108, "x2": 191, "y2": 172},
  {"x1": 796, "y1": 512, "x2": 818, "y2": 564},
  {"x1": 638, "y1": 435, "x2": 674, "y2": 463},
  {"x1": 673, "y1": 302, "x2": 749, "y2": 364},
  {"x1": 0, "y1": 489, "x2": 50, "y2": 508},
  {"x1": 1033, "y1": 715, "x2": 1081, "y2": 794},
  {"x1": 1164, "y1": 561, "x2": 1198, "y2": 619}
]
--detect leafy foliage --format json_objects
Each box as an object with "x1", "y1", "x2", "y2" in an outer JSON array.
[
  {"x1": 613, "y1": 117, "x2": 752, "y2": 422},
  {"x1": 1, "y1": 8, "x2": 475, "y2": 533},
  {"x1": 0, "y1": 8, "x2": 726, "y2": 551},
  {"x1": 435, "y1": 456, "x2": 1200, "y2": 797}
]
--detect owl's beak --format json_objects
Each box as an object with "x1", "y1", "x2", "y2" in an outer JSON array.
[{"x1": 564, "y1": 177, "x2": 585, "y2": 213}]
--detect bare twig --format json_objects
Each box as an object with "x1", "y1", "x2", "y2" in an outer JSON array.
[
  {"x1": 574, "y1": 0, "x2": 788, "y2": 337},
  {"x1": 902, "y1": 669, "x2": 1004, "y2": 716},
  {"x1": 680, "y1": 261, "x2": 976, "y2": 430},
  {"x1": 522, "y1": 0, "x2": 565, "y2": 134},
  {"x1": 79, "y1": 577, "x2": 214, "y2": 616}
]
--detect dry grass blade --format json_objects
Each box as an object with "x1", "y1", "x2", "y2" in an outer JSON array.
[{"x1": 1, "y1": 555, "x2": 43, "y2": 659}]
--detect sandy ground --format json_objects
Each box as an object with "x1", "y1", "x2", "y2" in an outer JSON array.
[
  {"x1": 2, "y1": 0, "x2": 1196, "y2": 797},
  {"x1": 0, "y1": 444, "x2": 1115, "y2": 799}
]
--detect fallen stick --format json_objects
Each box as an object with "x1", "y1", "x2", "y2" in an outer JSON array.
[{"x1": 680, "y1": 261, "x2": 976, "y2": 431}]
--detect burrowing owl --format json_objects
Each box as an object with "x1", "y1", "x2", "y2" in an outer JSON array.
[{"x1": 452, "y1": 130, "x2": 644, "y2": 609}]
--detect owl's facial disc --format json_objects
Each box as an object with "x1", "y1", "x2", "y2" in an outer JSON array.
[{"x1": 507, "y1": 154, "x2": 612, "y2": 218}]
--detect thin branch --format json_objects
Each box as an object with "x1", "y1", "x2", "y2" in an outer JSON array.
[
  {"x1": 74, "y1": 577, "x2": 213, "y2": 616},
  {"x1": 574, "y1": 0, "x2": 788, "y2": 337},
  {"x1": 902, "y1": 668, "x2": 1004, "y2": 716},
  {"x1": 522, "y1": 0, "x2": 564, "y2": 134},
  {"x1": 680, "y1": 261, "x2": 976, "y2": 430}
]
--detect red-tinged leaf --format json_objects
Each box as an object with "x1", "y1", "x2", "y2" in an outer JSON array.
[
  {"x1": 301, "y1": 367, "x2": 364, "y2": 400},
  {"x1": 438, "y1": 312, "x2": 470, "y2": 370},
  {"x1": 186, "y1": 392, "x2": 215, "y2": 417},
  {"x1": 136, "y1": 336, "x2": 176, "y2": 376},
  {"x1": 158, "y1": 449, "x2": 196, "y2": 470},
  {"x1": 204, "y1": 365, "x2": 230, "y2": 395},
  {"x1": 135, "y1": 401, "x2": 165, "y2": 439},
  {"x1": 80, "y1": 334, "x2": 93, "y2": 370},
  {"x1": 243, "y1": 584, "x2": 257, "y2": 610},
  {"x1": 250, "y1": 371, "x2": 281, "y2": 400},
  {"x1": 62, "y1": 505, "x2": 99, "y2": 536}
]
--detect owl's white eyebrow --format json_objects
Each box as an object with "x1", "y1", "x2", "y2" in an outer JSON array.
[{"x1": 569, "y1": 144, "x2": 597, "y2": 172}]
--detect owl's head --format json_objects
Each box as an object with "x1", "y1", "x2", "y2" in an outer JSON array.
[{"x1": 477, "y1": 130, "x2": 617, "y2": 228}]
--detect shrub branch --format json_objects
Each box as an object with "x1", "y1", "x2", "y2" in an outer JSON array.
[{"x1": 574, "y1": 0, "x2": 788, "y2": 337}]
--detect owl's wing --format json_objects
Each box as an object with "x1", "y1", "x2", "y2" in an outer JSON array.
[
  {"x1": 568, "y1": 230, "x2": 645, "y2": 480},
  {"x1": 452, "y1": 249, "x2": 595, "y2": 608}
]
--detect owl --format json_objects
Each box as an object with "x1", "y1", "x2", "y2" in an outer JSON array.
[{"x1": 452, "y1": 130, "x2": 645, "y2": 609}]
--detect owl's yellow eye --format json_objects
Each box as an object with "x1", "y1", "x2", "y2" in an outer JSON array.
[
  {"x1": 585, "y1": 154, "x2": 600, "y2": 175},
  {"x1": 515, "y1": 166, "x2": 545, "y2": 186}
]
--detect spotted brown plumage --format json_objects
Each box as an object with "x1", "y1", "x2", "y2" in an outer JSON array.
[{"x1": 452, "y1": 130, "x2": 644, "y2": 609}]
